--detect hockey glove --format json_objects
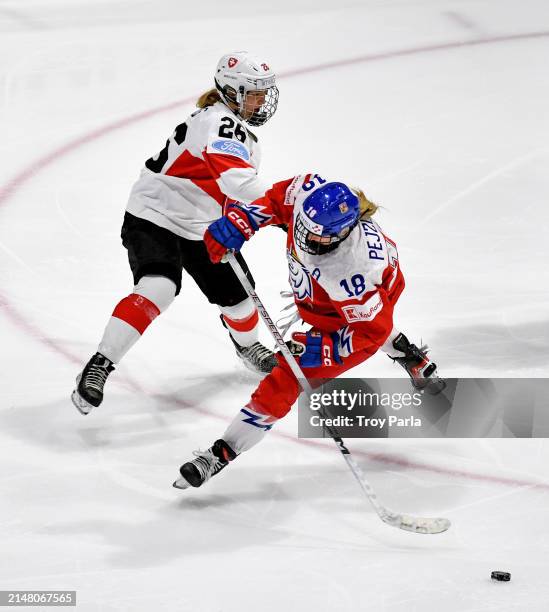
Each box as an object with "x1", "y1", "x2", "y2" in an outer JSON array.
[
  {"x1": 289, "y1": 330, "x2": 342, "y2": 368},
  {"x1": 204, "y1": 203, "x2": 259, "y2": 264}
]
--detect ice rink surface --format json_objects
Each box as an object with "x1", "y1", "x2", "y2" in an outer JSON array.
[{"x1": 1, "y1": 0, "x2": 549, "y2": 610}]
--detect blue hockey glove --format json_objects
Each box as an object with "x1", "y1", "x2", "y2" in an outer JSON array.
[
  {"x1": 290, "y1": 330, "x2": 342, "y2": 368},
  {"x1": 204, "y1": 203, "x2": 259, "y2": 263}
]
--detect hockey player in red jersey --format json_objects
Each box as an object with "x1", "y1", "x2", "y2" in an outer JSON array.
[
  {"x1": 174, "y1": 174, "x2": 444, "y2": 488},
  {"x1": 72, "y1": 52, "x2": 280, "y2": 415}
]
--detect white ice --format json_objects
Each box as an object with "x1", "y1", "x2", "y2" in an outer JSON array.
[{"x1": 1, "y1": 0, "x2": 549, "y2": 610}]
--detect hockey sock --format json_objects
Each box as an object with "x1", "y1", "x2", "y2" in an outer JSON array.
[
  {"x1": 222, "y1": 405, "x2": 278, "y2": 454},
  {"x1": 219, "y1": 298, "x2": 259, "y2": 348},
  {"x1": 97, "y1": 276, "x2": 175, "y2": 363},
  {"x1": 380, "y1": 327, "x2": 405, "y2": 358}
]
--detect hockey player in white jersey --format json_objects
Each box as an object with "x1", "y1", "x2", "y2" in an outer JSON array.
[
  {"x1": 173, "y1": 174, "x2": 445, "y2": 488},
  {"x1": 72, "y1": 52, "x2": 280, "y2": 415}
]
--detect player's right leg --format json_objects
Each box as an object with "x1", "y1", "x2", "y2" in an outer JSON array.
[
  {"x1": 173, "y1": 360, "x2": 294, "y2": 489},
  {"x1": 71, "y1": 213, "x2": 183, "y2": 415}
]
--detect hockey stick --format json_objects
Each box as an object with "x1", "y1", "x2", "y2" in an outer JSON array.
[{"x1": 227, "y1": 252, "x2": 450, "y2": 534}]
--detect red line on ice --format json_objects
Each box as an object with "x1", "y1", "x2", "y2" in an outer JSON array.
[
  {"x1": 2, "y1": 30, "x2": 548, "y2": 209},
  {"x1": 160, "y1": 393, "x2": 549, "y2": 492},
  {"x1": 2, "y1": 31, "x2": 549, "y2": 490}
]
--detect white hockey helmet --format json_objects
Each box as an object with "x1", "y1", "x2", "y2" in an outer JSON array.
[{"x1": 215, "y1": 51, "x2": 279, "y2": 126}]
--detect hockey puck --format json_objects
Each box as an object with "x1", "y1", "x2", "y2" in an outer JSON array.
[{"x1": 491, "y1": 571, "x2": 511, "y2": 582}]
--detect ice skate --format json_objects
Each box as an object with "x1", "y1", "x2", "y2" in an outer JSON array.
[
  {"x1": 220, "y1": 315, "x2": 277, "y2": 374},
  {"x1": 390, "y1": 333, "x2": 446, "y2": 394},
  {"x1": 235, "y1": 342, "x2": 278, "y2": 374},
  {"x1": 173, "y1": 439, "x2": 237, "y2": 489},
  {"x1": 71, "y1": 352, "x2": 115, "y2": 415}
]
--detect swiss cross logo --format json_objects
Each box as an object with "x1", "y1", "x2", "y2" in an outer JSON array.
[
  {"x1": 261, "y1": 63, "x2": 270, "y2": 71},
  {"x1": 228, "y1": 57, "x2": 238, "y2": 68}
]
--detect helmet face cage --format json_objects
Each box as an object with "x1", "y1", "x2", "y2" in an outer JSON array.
[
  {"x1": 216, "y1": 80, "x2": 279, "y2": 127},
  {"x1": 294, "y1": 213, "x2": 357, "y2": 255},
  {"x1": 245, "y1": 85, "x2": 279, "y2": 126},
  {"x1": 214, "y1": 52, "x2": 279, "y2": 126}
]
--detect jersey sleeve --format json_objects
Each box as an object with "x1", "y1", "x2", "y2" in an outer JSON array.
[
  {"x1": 203, "y1": 131, "x2": 267, "y2": 204},
  {"x1": 238, "y1": 177, "x2": 299, "y2": 229}
]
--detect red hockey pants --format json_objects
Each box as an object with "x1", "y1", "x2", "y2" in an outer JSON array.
[{"x1": 246, "y1": 342, "x2": 380, "y2": 419}]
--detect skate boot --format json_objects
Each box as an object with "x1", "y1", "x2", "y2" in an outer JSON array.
[
  {"x1": 71, "y1": 352, "x2": 115, "y2": 415},
  {"x1": 220, "y1": 315, "x2": 277, "y2": 374},
  {"x1": 173, "y1": 439, "x2": 237, "y2": 489},
  {"x1": 390, "y1": 333, "x2": 446, "y2": 394}
]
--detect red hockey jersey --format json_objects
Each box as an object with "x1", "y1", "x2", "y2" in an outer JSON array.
[{"x1": 245, "y1": 174, "x2": 405, "y2": 355}]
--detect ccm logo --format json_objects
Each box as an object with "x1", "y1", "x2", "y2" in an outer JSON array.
[
  {"x1": 323, "y1": 344, "x2": 332, "y2": 366},
  {"x1": 228, "y1": 211, "x2": 253, "y2": 238}
]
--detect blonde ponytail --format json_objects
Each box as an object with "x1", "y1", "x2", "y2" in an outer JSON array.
[
  {"x1": 196, "y1": 88, "x2": 221, "y2": 109},
  {"x1": 353, "y1": 187, "x2": 378, "y2": 219}
]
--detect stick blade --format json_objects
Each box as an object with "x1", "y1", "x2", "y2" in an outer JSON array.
[{"x1": 383, "y1": 512, "x2": 451, "y2": 534}]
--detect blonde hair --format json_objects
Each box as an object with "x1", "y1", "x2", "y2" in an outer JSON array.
[
  {"x1": 353, "y1": 187, "x2": 378, "y2": 219},
  {"x1": 196, "y1": 88, "x2": 222, "y2": 108}
]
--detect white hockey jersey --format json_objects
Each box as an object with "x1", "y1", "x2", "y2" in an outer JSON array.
[{"x1": 126, "y1": 101, "x2": 267, "y2": 240}]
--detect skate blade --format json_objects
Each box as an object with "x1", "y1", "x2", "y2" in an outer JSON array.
[
  {"x1": 411, "y1": 376, "x2": 447, "y2": 396},
  {"x1": 71, "y1": 374, "x2": 93, "y2": 415},
  {"x1": 71, "y1": 389, "x2": 93, "y2": 415},
  {"x1": 172, "y1": 477, "x2": 191, "y2": 490},
  {"x1": 425, "y1": 377, "x2": 447, "y2": 395}
]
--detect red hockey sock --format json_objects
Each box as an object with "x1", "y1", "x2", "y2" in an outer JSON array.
[{"x1": 112, "y1": 294, "x2": 160, "y2": 334}]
